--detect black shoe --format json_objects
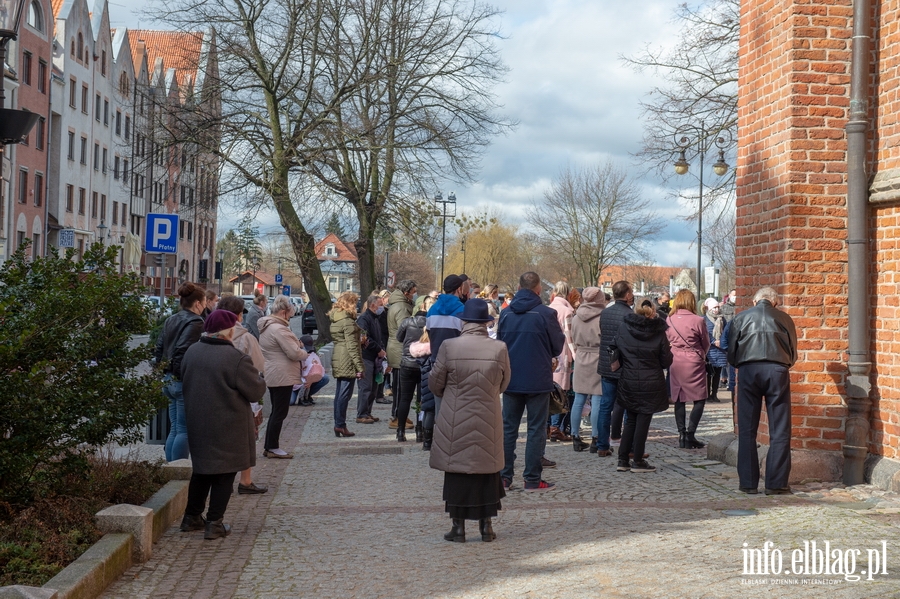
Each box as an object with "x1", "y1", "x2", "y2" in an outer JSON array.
[
  {"x1": 740, "y1": 487, "x2": 759, "y2": 494},
  {"x1": 630, "y1": 460, "x2": 657, "y2": 473},
  {"x1": 238, "y1": 482, "x2": 268, "y2": 494},
  {"x1": 422, "y1": 428, "x2": 433, "y2": 451},
  {"x1": 678, "y1": 431, "x2": 687, "y2": 448},
  {"x1": 415, "y1": 422, "x2": 424, "y2": 443},
  {"x1": 180, "y1": 514, "x2": 206, "y2": 532},
  {"x1": 589, "y1": 437, "x2": 598, "y2": 454},
  {"x1": 685, "y1": 432, "x2": 706, "y2": 449},
  {"x1": 396, "y1": 427, "x2": 406, "y2": 442},
  {"x1": 204, "y1": 519, "x2": 232, "y2": 540},
  {"x1": 540, "y1": 456, "x2": 556, "y2": 468},
  {"x1": 444, "y1": 518, "x2": 465, "y2": 542},
  {"x1": 572, "y1": 436, "x2": 589, "y2": 452},
  {"x1": 479, "y1": 518, "x2": 496, "y2": 542},
  {"x1": 375, "y1": 397, "x2": 392, "y2": 404},
  {"x1": 765, "y1": 487, "x2": 792, "y2": 495},
  {"x1": 616, "y1": 459, "x2": 631, "y2": 472}
]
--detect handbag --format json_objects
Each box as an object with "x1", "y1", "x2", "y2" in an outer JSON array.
[
  {"x1": 607, "y1": 345, "x2": 621, "y2": 372},
  {"x1": 549, "y1": 383, "x2": 569, "y2": 415}
]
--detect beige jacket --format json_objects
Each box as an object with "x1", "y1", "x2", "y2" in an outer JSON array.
[
  {"x1": 258, "y1": 315, "x2": 307, "y2": 387},
  {"x1": 232, "y1": 324, "x2": 266, "y2": 374},
  {"x1": 428, "y1": 322, "x2": 511, "y2": 474}
]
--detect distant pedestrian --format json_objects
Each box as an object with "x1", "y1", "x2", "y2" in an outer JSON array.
[
  {"x1": 202, "y1": 290, "x2": 218, "y2": 317},
  {"x1": 245, "y1": 294, "x2": 267, "y2": 339},
  {"x1": 614, "y1": 304, "x2": 673, "y2": 473},
  {"x1": 666, "y1": 290, "x2": 711, "y2": 449},
  {"x1": 356, "y1": 294, "x2": 387, "y2": 424},
  {"x1": 703, "y1": 298, "x2": 729, "y2": 403},
  {"x1": 330, "y1": 292, "x2": 365, "y2": 438},
  {"x1": 497, "y1": 272, "x2": 565, "y2": 491},
  {"x1": 387, "y1": 280, "x2": 417, "y2": 429},
  {"x1": 727, "y1": 287, "x2": 797, "y2": 495},
  {"x1": 429, "y1": 299, "x2": 510, "y2": 542},
  {"x1": 396, "y1": 297, "x2": 429, "y2": 443},
  {"x1": 595, "y1": 280, "x2": 634, "y2": 457},
  {"x1": 179, "y1": 310, "x2": 266, "y2": 539},
  {"x1": 570, "y1": 287, "x2": 606, "y2": 452},
  {"x1": 155, "y1": 282, "x2": 206, "y2": 462}
]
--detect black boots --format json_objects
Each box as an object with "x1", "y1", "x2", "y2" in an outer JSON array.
[
  {"x1": 589, "y1": 437, "x2": 598, "y2": 454},
  {"x1": 572, "y1": 436, "x2": 589, "y2": 452},
  {"x1": 396, "y1": 426, "x2": 406, "y2": 442},
  {"x1": 180, "y1": 514, "x2": 206, "y2": 532},
  {"x1": 678, "y1": 430, "x2": 687, "y2": 448},
  {"x1": 479, "y1": 518, "x2": 496, "y2": 542},
  {"x1": 204, "y1": 519, "x2": 232, "y2": 540},
  {"x1": 444, "y1": 518, "x2": 465, "y2": 542},
  {"x1": 685, "y1": 429, "x2": 706, "y2": 449},
  {"x1": 415, "y1": 422, "x2": 424, "y2": 443},
  {"x1": 422, "y1": 428, "x2": 433, "y2": 451}
]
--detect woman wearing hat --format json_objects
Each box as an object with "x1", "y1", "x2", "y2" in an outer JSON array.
[
  {"x1": 429, "y1": 299, "x2": 511, "y2": 543},
  {"x1": 702, "y1": 298, "x2": 729, "y2": 403},
  {"x1": 179, "y1": 310, "x2": 267, "y2": 539}
]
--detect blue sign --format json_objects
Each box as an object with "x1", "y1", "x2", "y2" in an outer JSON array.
[
  {"x1": 145, "y1": 214, "x2": 179, "y2": 253},
  {"x1": 275, "y1": 273, "x2": 283, "y2": 283},
  {"x1": 282, "y1": 285, "x2": 291, "y2": 296}
]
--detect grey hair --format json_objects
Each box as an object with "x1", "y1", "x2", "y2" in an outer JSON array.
[
  {"x1": 553, "y1": 281, "x2": 571, "y2": 298},
  {"x1": 753, "y1": 287, "x2": 778, "y2": 304},
  {"x1": 272, "y1": 295, "x2": 293, "y2": 314},
  {"x1": 398, "y1": 279, "x2": 417, "y2": 294}
]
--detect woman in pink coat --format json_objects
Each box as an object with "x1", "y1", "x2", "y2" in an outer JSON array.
[
  {"x1": 548, "y1": 281, "x2": 576, "y2": 442},
  {"x1": 665, "y1": 289, "x2": 711, "y2": 449}
]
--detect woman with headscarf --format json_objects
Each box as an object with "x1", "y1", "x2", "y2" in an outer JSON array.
[
  {"x1": 703, "y1": 298, "x2": 730, "y2": 403},
  {"x1": 666, "y1": 290, "x2": 711, "y2": 449},
  {"x1": 429, "y1": 299, "x2": 511, "y2": 543},
  {"x1": 179, "y1": 310, "x2": 266, "y2": 539},
  {"x1": 570, "y1": 287, "x2": 607, "y2": 452}
]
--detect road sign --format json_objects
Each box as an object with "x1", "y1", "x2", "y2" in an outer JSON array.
[
  {"x1": 145, "y1": 214, "x2": 179, "y2": 253},
  {"x1": 275, "y1": 273, "x2": 283, "y2": 284},
  {"x1": 386, "y1": 269, "x2": 396, "y2": 289},
  {"x1": 282, "y1": 285, "x2": 292, "y2": 296},
  {"x1": 58, "y1": 229, "x2": 75, "y2": 248}
]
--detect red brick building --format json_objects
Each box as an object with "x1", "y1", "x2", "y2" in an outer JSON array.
[{"x1": 729, "y1": 0, "x2": 900, "y2": 488}]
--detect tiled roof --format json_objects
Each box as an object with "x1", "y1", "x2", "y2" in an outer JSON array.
[
  {"x1": 315, "y1": 233, "x2": 358, "y2": 262},
  {"x1": 51, "y1": 0, "x2": 64, "y2": 18},
  {"x1": 596, "y1": 265, "x2": 687, "y2": 291},
  {"x1": 228, "y1": 270, "x2": 277, "y2": 286},
  {"x1": 129, "y1": 30, "x2": 204, "y2": 83}
]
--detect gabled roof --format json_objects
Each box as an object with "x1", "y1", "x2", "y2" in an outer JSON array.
[
  {"x1": 51, "y1": 0, "x2": 65, "y2": 18},
  {"x1": 228, "y1": 270, "x2": 277, "y2": 286},
  {"x1": 129, "y1": 30, "x2": 204, "y2": 86},
  {"x1": 315, "y1": 233, "x2": 358, "y2": 262},
  {"x1": 596, "y1": 265, "x2": 686, "y2": 290}
]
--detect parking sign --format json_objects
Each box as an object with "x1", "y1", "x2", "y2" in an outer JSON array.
[
  {"x1": 145, "y1": 214, "x2": 179, "y2": 253},
  {"x1": 282, "y1": 285, "x2": 291, "y2": 296}
]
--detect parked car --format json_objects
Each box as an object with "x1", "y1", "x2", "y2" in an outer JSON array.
[{"x1": 302, "y1": 299, "x2": 334, "y2": 335}]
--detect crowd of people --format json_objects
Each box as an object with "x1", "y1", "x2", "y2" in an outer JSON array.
[{"x1": 154, "y1": 271, "x2": 797, "y2": 544}]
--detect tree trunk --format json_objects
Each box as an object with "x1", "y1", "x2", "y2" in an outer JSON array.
[{"x1": 354, "y1": 208, "x2": 378, "y2": 301}]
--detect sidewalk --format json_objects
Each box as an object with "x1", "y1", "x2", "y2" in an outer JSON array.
[{"x1": 102, "y1": 385, "x2": 900, "y2": 599}]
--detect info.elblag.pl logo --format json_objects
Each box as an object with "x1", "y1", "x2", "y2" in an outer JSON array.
[{"x1": 742, "y1": 541, "x2": 889, "y2": 583}]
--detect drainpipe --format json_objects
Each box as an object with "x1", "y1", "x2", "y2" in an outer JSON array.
[{"x1": 843, "y1": 0, "x2": 872, "y2": 486}]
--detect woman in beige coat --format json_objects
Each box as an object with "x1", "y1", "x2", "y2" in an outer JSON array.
[
  {"x1": 429, "y1": 299, "x2": 511, "y2": 543},
  {"x1": 258, "y1": 295, "x2": 307, "y2": 459},
  {"x1": 570, "y1": 287, "x2": 607, "y2": 452}
]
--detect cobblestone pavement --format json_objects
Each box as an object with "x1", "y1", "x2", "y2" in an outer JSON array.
[{"x1": 102, "y1": 383, "x2": 900, "y2": 599}]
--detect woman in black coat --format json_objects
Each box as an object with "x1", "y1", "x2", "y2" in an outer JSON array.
[
  {"x1": 614, "y1": 304, "x2": 673, "y2": 473},
  {"x1": 396, "y1": 308, "x2": 427, "y2": 442}
]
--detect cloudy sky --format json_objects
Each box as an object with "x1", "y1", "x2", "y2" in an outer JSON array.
[{"x1": 113, "y1": 0, "x2": 706, "y2": 268}]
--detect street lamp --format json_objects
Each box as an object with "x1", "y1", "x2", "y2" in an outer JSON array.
[
  {"x1": 673, "y1": 125, "x2": 730, "y2": 302},
  {"x1": 434, "y1": 191, "x2": 457, "y2": 284},
  {"x1": 277, "y1": 257, "x2": 283, "y2": 293},
  {"x1": 97, "y1": 221, "x2": 108, "y2": 246},
  {"x1": 251, "y1": 253, "x2": 258, "y2": 295},
  {"x1": 0, "y1": 0, "x2": 40, "y2": 144},
  {"x1": 217, "y1": 248, "x2": 225, "y2": 293},
  {"x1": 460, "y1": 236, "x2": 466, "y2": 274}
]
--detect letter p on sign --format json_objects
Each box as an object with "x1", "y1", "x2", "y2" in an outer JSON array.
[{"x1": 153, "y1": 219, "x2": 170, "y2": 247}]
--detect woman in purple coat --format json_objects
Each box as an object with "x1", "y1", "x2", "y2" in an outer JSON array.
[{"x1": 665, "y1": 290, "x2": 711, "y2": 449}]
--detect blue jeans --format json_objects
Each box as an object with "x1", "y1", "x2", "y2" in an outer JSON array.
[
  {"x1": 333, "y1": 378, "x2": 356, "y2": 429},
  {"x1": 501, "y1": 392, "x2": 550, "y2": 484},
  {"x1": 597, "y1": 377, "x2": 619, "y2": 451},
  {"x1": 163, "y1": 376, "x2": 189, "y2": 462},
  {"x1": 573, "y1": 393, "x2": 600, "y2": 438},
  {"x1": 290, "y1": 376, "x2": 331, "y2": 405}
]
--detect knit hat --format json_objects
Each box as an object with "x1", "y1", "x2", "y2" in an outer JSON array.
[
  {"x1": 581, "y1": 286, "x2": 604, "y2": 304},
  {"x1": 703, "y1": 297, "x2": 720, "y2": 311},
  {"x1": 203, "y1": 309, "x2": 238, "y2": 334},
  {"x1": 443, "y1": 274, "x2": 464, "y2": 294}
]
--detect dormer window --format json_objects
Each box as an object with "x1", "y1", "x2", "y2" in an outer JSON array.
[{"x1": 325, "y1": 243, "x2": 336, "y2": 257}]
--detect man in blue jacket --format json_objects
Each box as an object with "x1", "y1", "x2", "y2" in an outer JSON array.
[
  {"x1": 426, "y1": 274, "x2": 469, "y2": 416},
  {"x1": 497, "y1": 272, "x2": 565, "y2": 491}
]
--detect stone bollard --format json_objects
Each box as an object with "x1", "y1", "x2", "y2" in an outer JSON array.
[
  {"x1": 161, "y1": 458, "x2": 193, "y2": 480},
  {"x1": 95, "y1": 504, "x2": 154, "y2": 563},
  {"x1": 0, "y1": 587, "x2": 58, "y2": 599}
]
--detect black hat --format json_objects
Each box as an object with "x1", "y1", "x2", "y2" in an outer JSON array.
[
  {"x1": 299, "y1": 335, "x2": 315, "y2": 352},
  {"x1": 459, "y1": 298, "x2": 494, "y2": 323},
  {"x1": 443, "y1": 274, "x2": 464, "y2": 294}
]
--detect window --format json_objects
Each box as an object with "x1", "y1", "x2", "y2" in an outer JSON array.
[
  {"x1": 69, "y1": 78, "x2": 76, "y2": 107},
  {"x1": 325, "y1": 243, "x2": 336, "y2": 256},
  {"x1": 114, "y1": 156, "x2": 120, "y2": 179},
  {"x1": 35, "y1": 118, "x2": 44, "y2": 150},
  {"x1": 179, "y1": 221, "x2": 184, "y2": 240},
  {"x1": 77, "y1": 33, "x2": 83, "y2": 62},
  {"x1": 187, "y1": 221, "x2": 193, "y2": 241},
  {"x1": 81, "y1": 84, "x2": 88, "y2": 113},
  {"x1": 102, "y1": 148, "x2": 107, "y2": 174},
  {"x1": 80, "y1": 136, "x2": 87, "y2": 164},
  {"x1": 70, "y1": 38, "x2": 75, "y2": 58},
  {"x1": 101, "y1": 50, "x2": 107, "y2": 76},
  {"x1": 124, "y1": 115, "x2": 130, "y2": 140},
  {"x1": 121, "y1": 204, "x2": 127, "y2": 224},
  {"x1": 66, "y1": 185, "x2": 74, "y2": 212},
  {"x1": 328, "y1": 277, "x2": 338, "y2": 292},
  {"x1": 34, "y1": 173, "x2": 43, "y2": 207},
  {"x1": 78, "y1": 188, "x2": 86, "y2": 214},
  {"x1": 91, "y1": 192, "x2": 98, "y2": 218},
  {"x1": 67, "y1": 131, "x2": 75, "y2": 160},
  {"x1": 27, "y1": 1, "x2": 43, "y2": 31},
  {"x1": 77, "y1": 239, "x2": 83, "y2": 260},
  {"x1": 189, "y1": 188, "x2": 194, "y2": 206},
  {"x1": 37, "y1": 60, "x2": 46, "y2": 93},
  {"x1": 179, "y1": 185, "x2": 185, "y2": 204},
  {"x1": 83, "y1": 47, "x2": 88, "y2": 64},
  {"x1": 100, "y1": 195, "x2": 107, "y2": 220},
  {"x1": 93, "y1": 143, "x2": 99, "y2": 170},
  {"x1": 22, "y1": 52, "x2": 31, "y2": 86},
  {"x1": 103, "y1": 100, "x2": 109, "y2": 125},
  {"x1": 113, "y1": 202, "x2": 118, "y2": 225},
  {"x1": 115, "y1": 110, "x2": 121, "y2": 135},
  {"x1": 123, "y1": 159, "x2": 129, "y2": 183},
  {"x1": 119, "y1": 72, "x2": 130, "y2": 96},
  {"x1": 32, "y1": 234, "x2": 40, "y2": 258},
  {"x1": 18, "y1": 170, "x2": 28, "y2": 203},
  {"x1": 95, "y1": 93, "x2": 101, "y2": 121}
]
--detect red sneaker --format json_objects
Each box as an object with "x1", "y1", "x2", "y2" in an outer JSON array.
[{"x1": 524, "y1": 480, "x2": 556, "y2": 491}]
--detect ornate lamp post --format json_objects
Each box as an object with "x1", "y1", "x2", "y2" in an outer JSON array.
[
  {"x1": 97, "y1": 221, "x2": 108, "y2": 246},
  {"x1": 217, "y1": 248, "x2": 225, "y2": 293},
  {"x1": 434, "y1": 191, "x2": 456, "y2": 284},
  {"x1": 0, "y1": 0, "x2": 40, "y2": 143},
  {"x1": 673, "y1": 125, "x2": 730, "y2": 302}
]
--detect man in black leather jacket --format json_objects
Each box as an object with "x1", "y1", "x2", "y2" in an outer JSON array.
[
  {"x1": 594, "y1": 280, "x2": 634, "y2": 456},
  {"x1": 727, "y1": 286, "x2": 797, "y2": 496}
]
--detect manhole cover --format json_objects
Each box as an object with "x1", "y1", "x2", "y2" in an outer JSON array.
[
  {"x1": 722, "y1": 509, "x2": 756, "y2": 517},
  {"x1": 338, "y1": 446, "x2": 404, "y2": 456}
]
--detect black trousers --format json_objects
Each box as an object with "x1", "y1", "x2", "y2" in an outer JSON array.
[
  {"x1": 707, "y1": 364, "x2": 723, "y2": 400},
  {"x1": 390, "y1": 368, "x2": 400, "y2": 418},
  {"x1": 185, "y1": 472, "x2": 237, "y2": 522},
  {"x1": 618, "y1": 409, "x2": 653, "y2": 462},
  {"x1": 265, "y1": 385, "x2": 292, "y2": 451},
  {"x1": 737, "y1": 361, "x2": 792, "y2": 490},
  {"x1": 610, "y1": 401, "x2": 625, "y2": 439},
  {"x1": 356, "y1": 358, "x2": 377, "y2": 418},
  {"x1": 397, "y1": 366, "x2": 421, "y2": 430}
]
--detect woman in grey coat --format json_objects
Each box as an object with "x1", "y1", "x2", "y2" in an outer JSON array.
[
  {"x1": 570, "y1": 287, "x2": 606, "y2": 453},
  {"x1": 179, "y1": 310, "x2": 267, "y2": 540}
]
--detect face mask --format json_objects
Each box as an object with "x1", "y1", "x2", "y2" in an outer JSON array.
[
  {"x1": 375, "y1": 306, "x2": 385, "y2": 315},
  {"x1": 412, "y1": 293, "x2": 419, "y2": 302},
  {"x1": 460, "y1": 294, "x2": 468, "y2": 303}
]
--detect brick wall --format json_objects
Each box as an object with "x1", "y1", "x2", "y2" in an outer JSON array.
[{"x1": 737, "y1": 0, "x2": 852, "y2": 454}]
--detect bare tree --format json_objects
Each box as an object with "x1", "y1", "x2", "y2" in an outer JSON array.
[{"x1": 526, "y1": 161, "x2": 665, "y2": 288}]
